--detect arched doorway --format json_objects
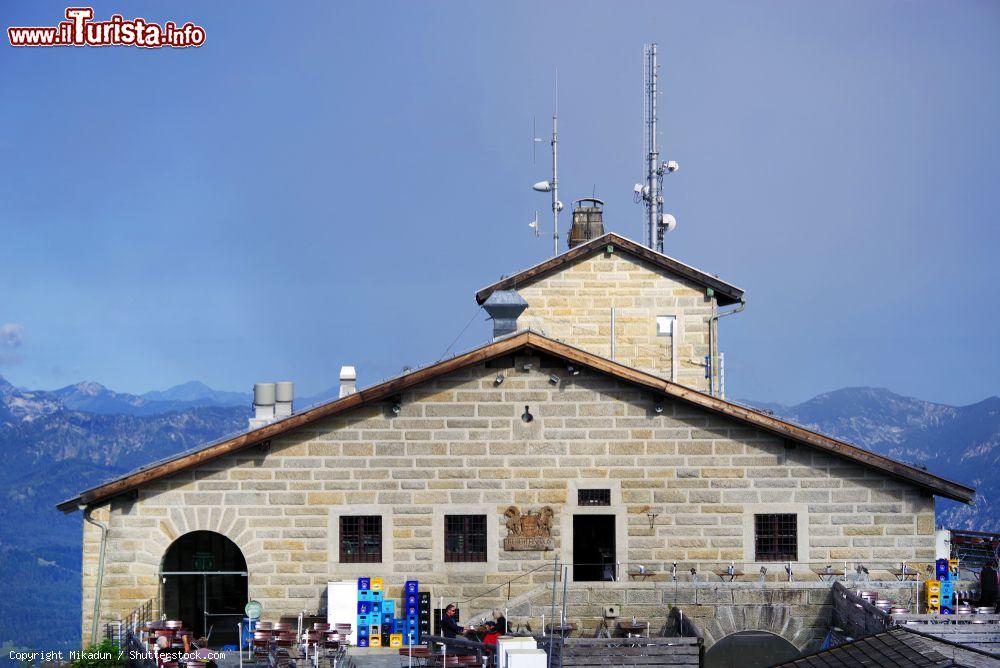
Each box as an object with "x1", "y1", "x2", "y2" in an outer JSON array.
[
  {"x1": 705, "y1": 630, "x2": 801, "y2": 668},
  {"x1": 161, "y1": 531, "x2": 248, "y2": 647}
]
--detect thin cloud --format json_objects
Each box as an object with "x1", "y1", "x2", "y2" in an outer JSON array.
[
  {"x1": 0, "y1": 323, "x2": 25, "y2": 366},
  {"x1": 0, "y1": 323, "x2": 25, "y2": 349}
]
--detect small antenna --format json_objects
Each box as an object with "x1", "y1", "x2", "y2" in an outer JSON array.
[
  {"x1": 529, "y1": 70, "x2": 562, "y2": 256},
  {"x1": 528, "y1": 212, "x2": 540, "y2": 237}
]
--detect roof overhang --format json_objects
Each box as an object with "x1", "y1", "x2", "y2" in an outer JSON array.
[
  {"x1": 58, "y1": 331, "x2": 974, "y2": 512},
  {"x1": 475, "y1": 233, "x2": 745, "y2": 306}
]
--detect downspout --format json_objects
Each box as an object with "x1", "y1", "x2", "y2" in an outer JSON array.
[
  {"x1": 83, "y1": 505, "x2": 109, "y2": 647},
  {"x1": 708, "y1": 298, "x2": 745, "y2": 398}
]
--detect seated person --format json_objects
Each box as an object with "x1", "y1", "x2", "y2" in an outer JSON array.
[{"x1": 441, "y1": 603, "x2": 465, "y2": 638}]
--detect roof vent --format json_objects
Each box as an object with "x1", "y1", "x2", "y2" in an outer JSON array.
[
  {"x1": 274, "y1": 381, "x2": 294, "y2": 418},
  {"x1": 567, "y1": 198, "x2": 605, "y2": 249},
  {"x1": 339, "y1": 366, "x2": 357, "y2": 398},
  {"x1": 482, "y1": 289, "x2": 528, "y2": 340},
  {"x1": 250, "y1": 382, "x2": 276, "y2": 429}
]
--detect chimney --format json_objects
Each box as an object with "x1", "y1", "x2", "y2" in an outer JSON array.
[
  {"x1": 339, "y1": 366, "x2": 357, "y2": 398},
  {"x1": 567, "y1": 198, "x2": 605, "y2": 249},
  {"x1": 274, "y1": 381, "x2": 294, "y2": 418},
  {"x1": 482, "y1": 289, "x2": 529, "y2": 340},
  {"x1": 250, "y1": 382, "x2": 276, "y2": 429}
]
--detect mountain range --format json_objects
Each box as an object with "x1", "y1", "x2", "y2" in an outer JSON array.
[{"x1": 0, "y1": 375, "x2": 995, "y2": 655}]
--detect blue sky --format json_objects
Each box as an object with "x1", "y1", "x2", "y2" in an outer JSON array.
[{"x1": 1, "y1": 1, "x2": 998, "y2": 406}]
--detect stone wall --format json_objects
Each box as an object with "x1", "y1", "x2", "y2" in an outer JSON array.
[
  {"x1": 79, "y1": 352, "x2": 936, "y2": 639},
  {"x1": 512, "y1": 249, "x2": 718, "y2": 393}
]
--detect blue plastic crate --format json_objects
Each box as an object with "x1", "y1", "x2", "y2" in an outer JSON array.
[
  {"x1": 405, "y1": 580, "x2": 419, "y2": 595},
  {"x1": 358, "y1": 577, "x2": 371, "y2": 590},
  {"x1": 357, "y1": 601, "x2": 372, "y2": 615},
  {"x1": 384, "y1": 600, "x2": 395, "y2": 614},
  {"x1": 357, "y1": 637, "x2": 369, "y2": 648}
]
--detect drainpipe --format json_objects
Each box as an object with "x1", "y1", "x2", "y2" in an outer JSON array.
[
  {"x1": 82, "y1": 505, "x2": 109, "y2": 647},
  {"x1": 708, "y1": 298, "x2": 745, "y2": 398}
]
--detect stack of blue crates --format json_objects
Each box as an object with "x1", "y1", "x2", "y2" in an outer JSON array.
[{"x1": 356, "y1": 577, "x2": 421, "y2": 647}]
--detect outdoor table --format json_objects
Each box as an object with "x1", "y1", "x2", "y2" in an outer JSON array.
[
  {"x1": 712, "y1": 569, "x2": 744, "y2": 582},
  {"x1": 616, "y1": 621, "x2": 650, "y2": 637},
  {"x1": 812, "y1": 568, "x2": 845, "y2": 582},
  {"x1": 545, "y1": 623, "x2": 577, "y2": 637}
]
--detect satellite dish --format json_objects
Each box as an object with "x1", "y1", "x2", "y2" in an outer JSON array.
[
  {"x1": 555, "y1": 200, "x2": 564, "y2": 212},
  {"x1": 661, "y1": 213, "x2": 677, "y2": 232},
  {"x1": 532, "y1": 181, "x2": 552, "y2": 192}
]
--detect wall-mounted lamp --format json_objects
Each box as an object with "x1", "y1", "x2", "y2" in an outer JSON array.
[
  {"x1": 521, "y1": 362, "x2": 533, "y2": 371},
  {"x1": 549, "y1": 374, "x2": 560, "y2": 385},
  {"x1": 390, "y1": 395, "x2": 402, "y2": 415},
  {"x1": 646, "y1": 511, "x2": 659, "y2": 530},
  {"x1": 653, "y1": 401, "x2": 664, "y2": 414},
  {"x1": 566, "y1": 365, "x2": 580, "y2": 376},
  {"x1": 521, "y1": 405, "x2": 534, "y2": 423},
  {"x1": 495, "y1": 374, "x2": 505, "y2": 385}
]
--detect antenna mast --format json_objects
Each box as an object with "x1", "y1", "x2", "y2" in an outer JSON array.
[
  {"x1": 635, "y1": 43, "x2": 679, "y2": 252},
  {"x1": 551, "y1": 111, "x2": 559, "y2": 256},
  {"x1": 645, "y1": 43, "x2": 661, "y2": 251},
  {"x1": 531, "y1": 71, "x2": 563, "y2": 257}
]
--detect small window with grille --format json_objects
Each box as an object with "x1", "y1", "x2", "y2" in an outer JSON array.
[
  {"x1": 445, "y1": 515, "x2": 487, "y2": 562},
  {"x1": 340, "y1": 515, "x2": 382, "y2": 563},
  {"x1": 754, "y1": 513, "x2": 797, "y2": 561},
  {"x1": 578, "y1": 489, "x2": 611, "y2": 506}
]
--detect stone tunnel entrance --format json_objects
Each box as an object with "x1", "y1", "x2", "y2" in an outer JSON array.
[
  {"x1": 161, "y1": 530, "x2": 248, "y2": 647},
  {"x1": 704, "y1": 630, "x2": 801, "y2": 668}
]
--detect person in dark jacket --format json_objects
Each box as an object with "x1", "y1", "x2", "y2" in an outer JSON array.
[
  {"x1": 981, "y1": 560, "x2": 999, "y2": 611},
  {"x1": 441, "y1": 604, "x2": 465, "y2": 638}
]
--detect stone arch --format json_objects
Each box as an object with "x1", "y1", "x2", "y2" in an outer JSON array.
[
  {"x1": 698, "y1": 604, "x2": 808, "y2": 652},
  {"x1": 151, "y1": 506, "x2": 264, "y2": 571}
]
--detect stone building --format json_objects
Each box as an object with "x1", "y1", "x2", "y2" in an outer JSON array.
[{"x1": 59, "y1": 234, "x2": 974, "y2": 655}]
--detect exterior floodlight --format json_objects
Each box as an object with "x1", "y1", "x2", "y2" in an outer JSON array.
[
  {"x1": 654, "y1": 401, "x2": 664, "y2": 414},
  {"x1": 566, "y1": 365, "x2": 580, "y2": 376},
  {"x1": 390, "y1": 396, "x2": 402, "y2": 414},
  {"x1": 549, "y1": 374, "x2": 560, "y2": 385},
  {"x1": 532, "y1": 181, "x2": 552, "y2": 192},
  {"x1": 495, "y1": 374, "x2": 505, "y2": 385}
]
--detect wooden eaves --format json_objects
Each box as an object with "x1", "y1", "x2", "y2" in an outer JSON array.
[
  {"x1": 57, "y1": 331, "x2": 974, "y2": 512},
  {"x1": 474, "y1": 232, "x2": 745, "y2": 306}
]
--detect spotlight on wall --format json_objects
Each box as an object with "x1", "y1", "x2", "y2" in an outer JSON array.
[
  {"x1": 521, "y1": 362, "x2": 533, "y2": 371},
  {"x1": 566, "y1": 365, "x2": 580, "y2": 376},
  {"x1": 495, "y1": 374, "x2": 505, "y2": 385},
  {"x1": 653, "y1": 401, "x2": 664, "y2": 414},
  {"x1": 549, "y1": 374, "x2": 560, "y2": 385},
  {"x1": 390, "y1": 395, "x2": 402, "y2": 414},
  {"x1": 521, "y1": 405, "x2": 534, "y2": 423}
]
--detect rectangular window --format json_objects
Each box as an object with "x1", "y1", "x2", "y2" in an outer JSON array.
[
  {"x1": 578, "y1": 489, "x2": 611, "y2": 506},
  {"x1": 444, "y1": 515, "x2": 487, "y2": 562},
  {"x1": 340, "y1": 515, "x2": 382, "y2": 563},
  {"x1": 754, "y1": 513, "x2": 797, "y2": 561},
  {"x1": 656, "y1": 315, "x2": 675, "y2": 336}
]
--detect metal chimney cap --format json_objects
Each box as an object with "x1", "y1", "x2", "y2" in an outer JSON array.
[
  {"x1": 339, "y1": 366, "x2": 357, "y2": 381},
  {"x1": 482, "y1": 289, "x2": 528, "y2": 311},
  {"x1": 275, "y1": 381, "x2": 294, "y2": 403},
  {"x1": 253, "y1": 382, "x2": 276, "y2": 405}
]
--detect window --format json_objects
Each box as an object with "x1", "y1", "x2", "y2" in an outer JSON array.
[
  {"x1": 656, "y1": 315, "x2": 675, "y2": 336},
  {"x1": 340, "y1": 515, "x2": 382, "y2": 563},
  {"x1": 445, "y1": 515, "x2": 487, "y2": 562},
  {"x1": 578, "y1": 489, "x2": 611, "y2": 506},
  {"x1": 754, "y1": 514, "x2": 797, "y2": 561}
]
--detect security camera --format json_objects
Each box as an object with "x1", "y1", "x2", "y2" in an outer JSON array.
[{"x1": 664, "y1": 160, "x2": 679, "y2": 173}]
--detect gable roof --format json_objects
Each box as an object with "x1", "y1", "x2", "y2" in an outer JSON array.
[
  {"x1": 475, "y1": 232, "x2": 745, "y2": 306},
  {"x1": 57, "y1": 331, "x2": 973, "y2": 512}
]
